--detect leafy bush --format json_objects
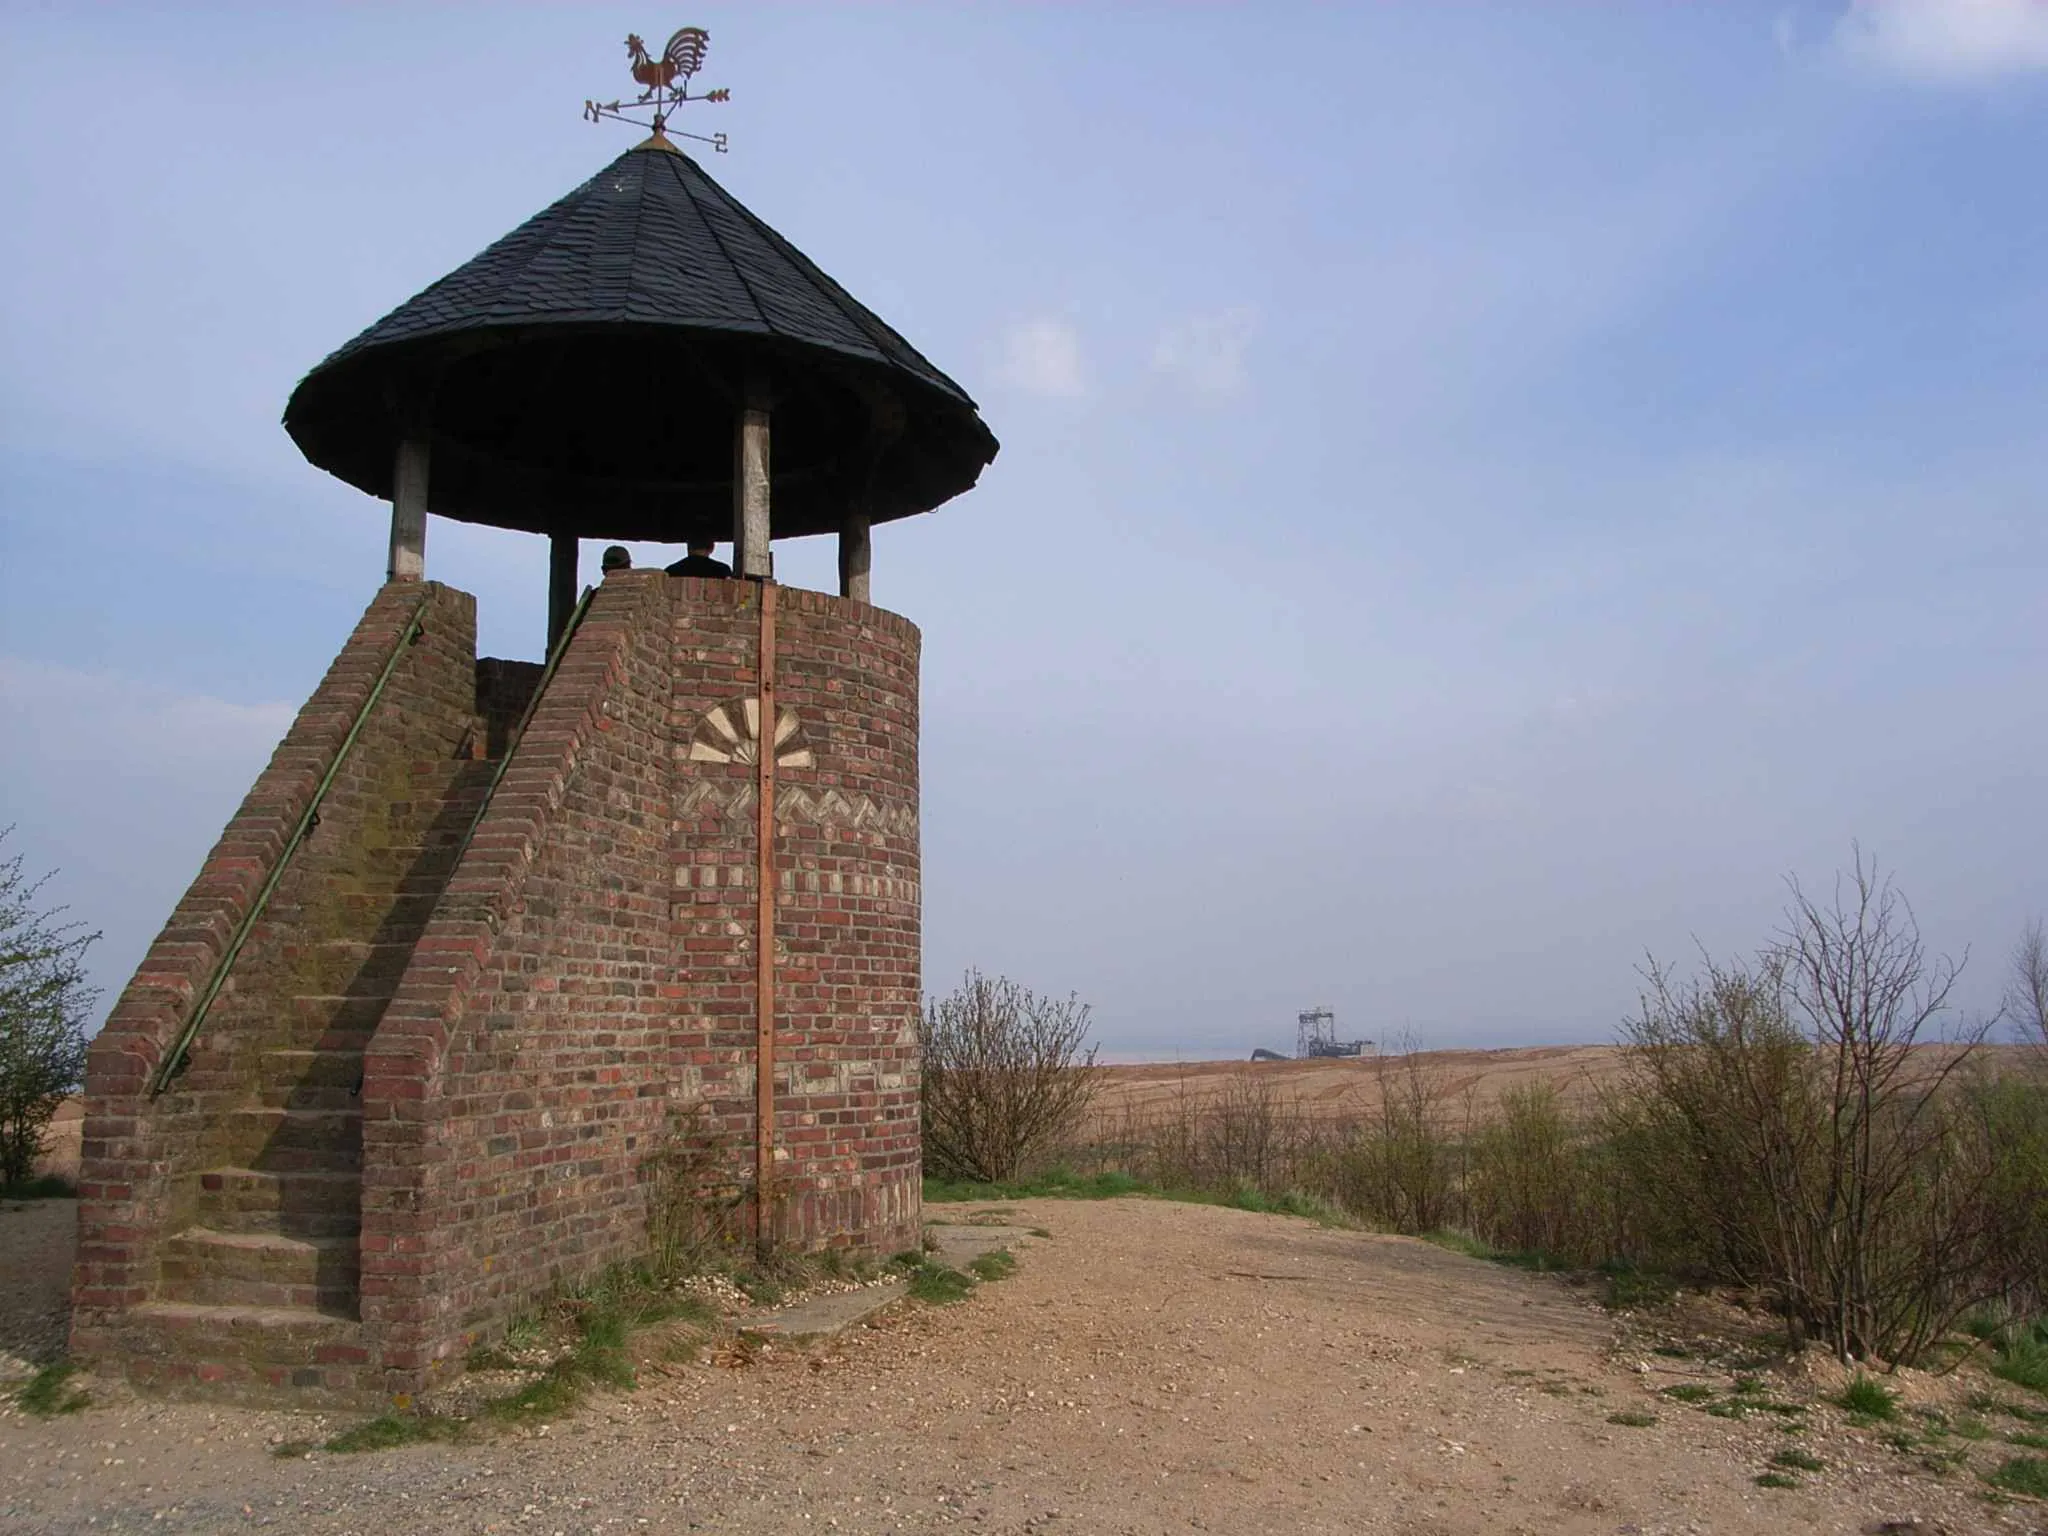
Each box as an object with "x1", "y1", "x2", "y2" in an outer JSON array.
[
  {"x1": 0, "y1": 831, "x2": 98, "y2": 1190},
  {"x1": 919, "y1": 972, "x2": 1100, "y2": 1183}
]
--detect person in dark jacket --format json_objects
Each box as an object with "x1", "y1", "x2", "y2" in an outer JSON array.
[{"x1": 665, "y1": 539, "x2": 732, "y2": 578}]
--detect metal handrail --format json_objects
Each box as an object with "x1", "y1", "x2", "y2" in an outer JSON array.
[
  {"x1": 452, "y1": 584, "x2": 595, "y2": 865},
  {"x1": 150, "y1": 596, "x2": 430, "y2": 1095}
]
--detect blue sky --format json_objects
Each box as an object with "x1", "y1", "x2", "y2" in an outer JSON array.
[{"x1": 2, "y1": 2, "x2": 2043, "y2": 1058}]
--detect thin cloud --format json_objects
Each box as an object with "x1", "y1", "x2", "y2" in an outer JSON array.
[
  {"x1": 991, "y1": 317, "x2": 1088, "y2": 399},
  {"x1": 1151, "y1": 307, "x2": 1258, "y2": 401},
  {"x1": 1832, "y1": 0, "x2": 2048, "y2": 83}
]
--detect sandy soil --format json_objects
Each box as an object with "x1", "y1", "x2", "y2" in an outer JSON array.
[{"x1": 4, "y1": 1197, "x2": 2039, "y2": 1536}]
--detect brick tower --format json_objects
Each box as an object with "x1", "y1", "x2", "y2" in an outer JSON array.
[{"x1": 71, "y1": 101, "x2": 998, "y2": 1405}]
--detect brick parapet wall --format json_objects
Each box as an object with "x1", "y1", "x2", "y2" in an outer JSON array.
[
  {"x1": 73, "y1": 582, "x2": 480, "y2": 1346},
  {"x1": 361, "y1": 572, "x2": 676, "y2": 1390},
  {"x1": 669, "y1": 580, "x2": 924, "y2": 1257}
]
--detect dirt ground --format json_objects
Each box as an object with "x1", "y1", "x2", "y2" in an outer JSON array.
[{"x1": 4, "y1": 1197, "x2": 2042, "y2": 1536}]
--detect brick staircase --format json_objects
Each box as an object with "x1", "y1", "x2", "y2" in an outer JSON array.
[{"x1": 126, "y1": 761, "x2": 498, "y2": 1383}]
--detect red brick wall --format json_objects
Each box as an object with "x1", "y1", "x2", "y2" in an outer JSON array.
[
  {"x1": 360, "y1": 572, "x2": 675, "y2": 1389},
  {"x1": 669, "y1": 580, "x2": 924, "y2": 1256},
  {"x1": 364, "y1": 574, "x2": 923, "y2": 1388},
  {"x1": 73, "y1": 582, "x2": 480, "y2": 1356}
]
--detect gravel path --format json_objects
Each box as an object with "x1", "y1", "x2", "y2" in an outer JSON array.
[{"x1": 2, "y1": 1198, "x2": 2038, "y2": 1535}]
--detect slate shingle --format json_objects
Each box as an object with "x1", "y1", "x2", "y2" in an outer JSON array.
[
  {"x1": 312, "y1": 143, "x2": 974, "y2": 406},
  {"x1": 282, "y1": 138, "x2": 997, "y2": 540}
]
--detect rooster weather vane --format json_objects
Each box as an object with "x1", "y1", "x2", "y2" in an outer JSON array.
[{"x1": 584, "y1": 26, "x2": 730, "y2": 152}]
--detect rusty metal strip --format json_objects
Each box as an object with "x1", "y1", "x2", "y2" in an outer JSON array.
[{"x1": 755, "y1": 579, "x2": 778, "y2": 1247}]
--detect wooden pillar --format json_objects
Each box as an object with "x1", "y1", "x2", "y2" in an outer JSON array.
[
  {"x1": 838, "y1": 509, "x2": 871, "y2": 604},
  {"x1": 387, "y1": 436, "x2": 429, "y2": 583},
  {"x1": 547, "y1": 533, "x2": 577, "y2": 655},
  {"x1": 733, "y1": 373, "x2": 772, "y2": 580}
]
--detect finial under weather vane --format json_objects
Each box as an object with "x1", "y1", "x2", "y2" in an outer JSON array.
[{"x1": 584, "y1": 26, "x2": 731, "y2": 152}]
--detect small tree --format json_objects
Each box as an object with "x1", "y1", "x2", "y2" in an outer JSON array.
[
  {"x1": 2007, "y1": 920, "x2": 2048, "y2": 1049},
  {"x1": 0, "y1": 830, "x2": 98, "y2": 1189},
  {"x1": 919, "y1": 971, "x2": 1100, "y2": 1183}
]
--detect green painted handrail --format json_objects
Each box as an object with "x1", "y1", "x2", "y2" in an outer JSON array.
[
  {"x1": 452, "y1": 584, "x2": 594, "y2": 865},
  {"x1": 150, "y1": 596, "x2": 430, "y2": 1095}
]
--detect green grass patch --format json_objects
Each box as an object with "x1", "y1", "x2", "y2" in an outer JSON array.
[
  {"x1": 1988, "y1": 1455, "x2": 2048, "y2": 1498},
  {"x1": 1651, "y1": 1343, "x2": 1692, "y2": 1359},
  {"x1": 1753, "y1": 1471, "x2": 1799, "y2": 1489},
  {"x1": 926, "y1": 1171, "x2": 1353, "y2": 1228},
  {"x1": 13, "y1": 1362, "x2": 88, "y2": 1417},
  {"x1": 1706, "y1": 1400, "x2": 1753, "y2": 1420},
  {"x1": 967, "y1": 1249, "x2": 1017, "y2": 1282},
  {"x1": 1221, "y1": 1186, "x2": 1350, "y2": 1227},
  {"x1": 1419, "y1": 1231, "x2": 1568, "y2": 1271},
  {"x1": 2005, "y1": 1430, "x2": 2048, "y2": 1450},
  {"x1": 925, "y1": 1170, "x2": 1149, "y2": 1203},
  {"x1": 0, "y1": 1174, "x2": 77, "y2": 1200},
  {"x1": 1771, "y1": 1448, "x2": 1824, "y2": 1472},
  {"x1": 1606, "y1": 1410, "x2": 1657, "y2": 1427},
  {"x1": 325, "y1": 1413, "x2": 463, "y2": 1454},
  {"x1": 1952, "y1": 1415, "x2": 1994, "y2": 1442},
  {"x1": 1990, "y1": 1322, "x2": 2048, "y2": 1398},
  {"x1": 1661, "y1": 1383, "x2": 1717, "y2": 1404},
  {"x1": 1838, "y1": 1373, "x2": 1899, "y2": 1421},
  {"x1": 906, "y1": 1263, "x2": 975, "y2": 1306},
  {"x1": 269, "y1": 1440, "x2": 317, "y2": 1459},
  {"x1": 1602, "y1": 1265, "x2": 1678, "y2": 1311}
]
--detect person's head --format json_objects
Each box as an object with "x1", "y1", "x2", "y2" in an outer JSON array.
[
  {"x1": 689, "y1": 539, "x2": 714, "y2": 558},
  {"x1": 600, "y1": 545, "x2": 631, "y2": 573}
]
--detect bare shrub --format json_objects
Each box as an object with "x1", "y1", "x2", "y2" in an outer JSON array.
[
  {"x1": 1466, "y1": 1083, "x2": 1603, "y2": 1259},
  {"x1": 919, "y1": 971, "x2": 1101, "y2": 1183},
  {"x1": 2007, "y1": 920, "x2": 2048, "y2": 1049},
  {"x1": 1327, "y1": 1041, "x2": 1462, "y2": 1233},
  {"x1": 0, "y1": 830, "x2": 98, "y2": 1190},
  {"x1": 640, "y1": 1102, "x2": 746, "y2": 1277},
  {"x1": 1621, "y1": 853, "x2": 2000, "y2": 1363}
]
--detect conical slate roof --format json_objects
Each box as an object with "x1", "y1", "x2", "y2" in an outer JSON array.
[{"x1": 284, "y1": 137, "x2": 999, "y2": 542}]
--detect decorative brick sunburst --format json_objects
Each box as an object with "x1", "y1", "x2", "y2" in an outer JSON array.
[{"x1": 686, "y1": 697, "x2": 815, "y2": 768}]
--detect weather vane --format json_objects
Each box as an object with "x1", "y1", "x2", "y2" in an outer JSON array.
[{"x1": 583, "y1": 26, "x2": 731, "y2": 152}]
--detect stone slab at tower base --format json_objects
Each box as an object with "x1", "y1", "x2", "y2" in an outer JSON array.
[{"x1": 73, "y1": 572, "x2": 923, "y2": 1406}]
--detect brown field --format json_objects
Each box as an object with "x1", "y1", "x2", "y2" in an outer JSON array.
[
  {"x1": 1087, "y1": 1040, "x2": 2036, "y2": 1132},
  {"x1": 1091, "y1": 1043, "x2": 1628, "y2": 1123}
]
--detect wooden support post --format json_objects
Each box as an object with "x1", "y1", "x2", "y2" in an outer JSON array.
[
  {"x1": 547, "y1": 534, "x2": 578, "y2": 656},
  {"x1": 733, "y1": 373, "x2": 772, "y2": 580},
  {"x1": 387, "y1": 436, "x2": 429, "y2": 583},
  {"x1": 754, "y1": 580, "x2": 778, "y2": 1250},
  {"x1": 838, "y1": 508, "x2": 871, "y2": 603}
]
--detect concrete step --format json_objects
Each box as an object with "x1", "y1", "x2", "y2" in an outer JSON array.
[
  {"x1": 119, "y1": 1301, "x2": 367, "y2": 1401},
  {"x1": 158, "y1": 1227, "x2": 359, "y2": 1313},
  {"x1": 277, "y1": 939, "x2": 420, "y2": 995},
  {"x1": 255, "y1": 1050, "x2": 364, "y2": 1111},
  {"x1": 224, "y1": 1106, "x2": 362, "y2": 1173},
  {"x1": 190, "y1": 1167, "x2": 360, "y2": 1238}
]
